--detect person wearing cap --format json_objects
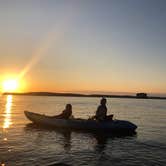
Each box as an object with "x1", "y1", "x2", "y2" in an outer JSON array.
[{"x1": 53, "y1": 104, "x2": 72, "y2": 119}]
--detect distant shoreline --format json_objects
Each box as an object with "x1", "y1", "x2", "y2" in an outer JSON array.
[{"x1": 2, "y1": 92, "x2": 166, "y2": 100}]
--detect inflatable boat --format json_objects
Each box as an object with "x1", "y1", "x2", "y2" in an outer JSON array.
[{"x1": 24, "y1": 111, "x2": 137, "y2": 133}]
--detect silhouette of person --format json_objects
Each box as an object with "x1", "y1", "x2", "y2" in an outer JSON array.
[
  {"x1": 94, "y1": 98, "x2": 113, "y2": 121},
  {"x1": 95, "y1": 98, "x2": 107, "y2": 121},
  {"x1": 53, "y1": 104, "x2": 72, "y2": 119}
]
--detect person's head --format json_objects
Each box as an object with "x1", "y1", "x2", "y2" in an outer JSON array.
[
  {"x1": 100, "y1": 98, "x2": 107, "y2": 105},
  {"x1": 65, "y1": 104, "x2": 72, "y2": 111}
]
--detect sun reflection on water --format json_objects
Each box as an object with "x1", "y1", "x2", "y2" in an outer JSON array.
[{"x1": 3, "y1": 95, "x2": 13, "y2": 129}]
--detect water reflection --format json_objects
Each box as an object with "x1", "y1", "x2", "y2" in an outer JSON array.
[
  {"x1": 94, "y1": 134, "x2": 108, "y2": 153},
  {"x1": 24, "y1": 124, "x2": 72, "y2": 151},
  {"x1": 24, "y1": 124, "x2": 138, "y2": 166},
  {"x1": 3, "y1": 95, "x2": 13, "y2": 129},
  {"x1": 25, "y1": 123, "x2": 136, "y2": 154},
  {"x1": 94, "y1": 132, "x2": 137, "y2": 148}
]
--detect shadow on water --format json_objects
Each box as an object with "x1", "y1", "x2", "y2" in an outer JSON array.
[{"x1": 24, "y1": 123, "x2": 137, "y2": 166}]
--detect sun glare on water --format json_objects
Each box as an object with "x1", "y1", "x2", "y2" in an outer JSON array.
[{"x1": 2, "y1": 79, "x2": 19, "y2": 92}]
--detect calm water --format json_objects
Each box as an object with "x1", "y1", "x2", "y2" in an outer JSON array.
[{"x1": 0, "y1": 95, "x2": 166, "y2": 166}]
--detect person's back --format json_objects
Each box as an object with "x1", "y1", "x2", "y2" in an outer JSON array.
[
  {"x1": 53, "y1": 104, "x2": 72, "y2": 119},
  {"x1": 95, "y1": 98, "x2": 107, "y2": 121},
  {"x1": 61, "y1": 104, "x2": 72, "y2": 119}
]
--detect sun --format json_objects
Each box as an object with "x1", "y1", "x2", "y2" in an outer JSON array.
[{"x1": 2, "y1": 79, "x2": 19, "y2": 92}]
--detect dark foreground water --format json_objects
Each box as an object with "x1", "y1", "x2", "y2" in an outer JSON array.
[{"x1": 0, "y1": 95, "x2": 166, "y2": 166}]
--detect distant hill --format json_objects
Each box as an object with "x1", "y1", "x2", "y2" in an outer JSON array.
[{"x1": 3, "y1": 92, "x2": 166, "y2": 100}]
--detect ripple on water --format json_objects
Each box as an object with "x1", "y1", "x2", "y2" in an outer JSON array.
[{"x1": 0, "y1": 96, "x2": 166, "y2": 166}]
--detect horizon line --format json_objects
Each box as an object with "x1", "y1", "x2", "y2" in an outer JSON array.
[
  {"x1": 1, "y1": 90, "x2": 166, "y2": 95},
  {"x1": 2, "y1": 91, "x2": 166, "y2": 98}
]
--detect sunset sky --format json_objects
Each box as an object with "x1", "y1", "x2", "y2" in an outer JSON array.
[{"x1": 0, "y1": 0, "x2": 166, "y2": 94}]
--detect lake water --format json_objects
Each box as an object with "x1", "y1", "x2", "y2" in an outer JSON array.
[{"x1": 0, "y1": 95, "x2": 166, "y2": 166}]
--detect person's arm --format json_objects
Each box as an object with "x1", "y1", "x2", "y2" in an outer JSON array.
[
  {"x1": 104, "y1": 106, "x2": 107, "y2": 116},
  {"x1": 95, "y1": 106, "x2": 99, "y2": 117},
  {"x1": 52, "y1": 110, "x2": 65, "y2": 118},
  {"x1": 52, "y1": 113, "x2": 62, "y2": 118}
]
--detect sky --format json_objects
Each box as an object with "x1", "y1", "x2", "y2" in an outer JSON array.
[{"x1": 0, "y1": 0, "x2": 166, "y2": 95}]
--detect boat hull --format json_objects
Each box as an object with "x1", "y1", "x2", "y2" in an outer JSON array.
[{"x1": 24, "y1": 111, "x2": 137, "y2": 133}]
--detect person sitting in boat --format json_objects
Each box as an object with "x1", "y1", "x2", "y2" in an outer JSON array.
[
  {"x1": 53, "y1": 104, "x2": 72, "y2": 119},
  {"x1": 93, "y1": 98, "x2": 113, "y2": 121}
]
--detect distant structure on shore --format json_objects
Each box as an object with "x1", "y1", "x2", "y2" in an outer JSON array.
[{"x1": 136, "y1": 93, "x2": 148, "y2": 98}]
